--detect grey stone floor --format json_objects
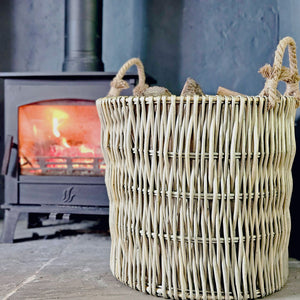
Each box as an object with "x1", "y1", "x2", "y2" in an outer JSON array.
[{"x1": 0, "y1": 218, "x2": 299, "y2": 300}]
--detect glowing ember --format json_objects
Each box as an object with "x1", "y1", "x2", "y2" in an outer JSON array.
[{"x1": 79, "y1": 144, "x2": 94, "y2": 154}]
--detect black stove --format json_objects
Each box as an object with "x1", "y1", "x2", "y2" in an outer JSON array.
[{"x1": 0, "y1": 72, "x2": 137, "y2": 242}]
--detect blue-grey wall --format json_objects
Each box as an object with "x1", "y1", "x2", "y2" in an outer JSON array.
[
  {"x1": 179, "y1": 0, "x2": 278, "y2": 95},
  {"x1": 278, "y1": 0, "x2": 300, "y2": 120},
  {"x1": 0, "y1": 0, "x2": 63, "y2": 72},
  {"x1": 278, "y1": 0, "x2": 300, "y2": 58},
  {"x1": 103, "y1": 0, "x2": 279, "y2": 95},
  {"x1": 0, "y1": 0, "x2": 282, "y2": 94},
  {"x1": 10, "y1": 1, "x2": 64, "y2": 71}
]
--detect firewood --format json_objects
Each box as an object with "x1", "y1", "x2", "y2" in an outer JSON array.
[
  {"x1": 217, "y1": 86, "x2": 246, "y2": 96},
  {"x1": 181, "y1": 78, "x2": 204, "y2": 97},
  {"x1": 142, "y1": 86, "x2": 172, "y2": 97}
]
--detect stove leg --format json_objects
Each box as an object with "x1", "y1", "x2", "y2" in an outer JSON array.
[{"x1": 0, "y1": 209, "x2": 21, "y2": 243}]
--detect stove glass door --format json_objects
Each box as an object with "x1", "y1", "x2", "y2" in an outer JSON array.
[{"x1": 18, "y1": 99, "x2": 105, "y2": 176}]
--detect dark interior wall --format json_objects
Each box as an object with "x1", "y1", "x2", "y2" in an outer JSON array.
[
  {"x1": 0, "y1": 1, "x2": 13, "y2": 72},
  {"x1": 0, "y1": 0, "x2": 13, "y2": 217}
]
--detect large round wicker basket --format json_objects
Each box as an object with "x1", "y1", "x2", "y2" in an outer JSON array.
[{"x1": 96, "y1": 37, "x2": 299, "y2": 299}]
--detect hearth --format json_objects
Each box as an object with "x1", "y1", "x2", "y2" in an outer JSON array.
[{"x1": 0, "y1": 72, "x2": 138, "y2": 242}]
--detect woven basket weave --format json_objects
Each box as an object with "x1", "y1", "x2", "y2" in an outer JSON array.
[{"x1": 96, "y1": 37, "x2": 299, "y2": 299}]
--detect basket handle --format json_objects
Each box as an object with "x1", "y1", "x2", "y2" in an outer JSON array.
[
  {"x1": 107, "y1": 58, "x2": 149, "y2": 97},
  {"x1": 259, "y1": 36, "x2": 300, "y2": 109}
]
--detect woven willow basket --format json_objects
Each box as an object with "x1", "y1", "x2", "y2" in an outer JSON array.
[{"x1": 96, "y1": 37, "x2": 300, "y2": 299}]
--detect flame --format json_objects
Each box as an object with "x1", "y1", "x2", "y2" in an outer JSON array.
[
  {"x1": 53, "y1": 118, "x2": 60, "y2": 137},
  {"x1": 33, "y1": 125, "x2": 38, "y2": 136},
  {"x1": 51, "y1": 110, "x2": 71, "y2": 152},
  {"x1": 50, "y1": 110, "x2": 95, "y2": 156},
  {"x1": 62, "y1": 137, "x2": 71, "y2": 148},
  {"x1": 52, "y1": 110, "x2": 69, "y2": 138}
]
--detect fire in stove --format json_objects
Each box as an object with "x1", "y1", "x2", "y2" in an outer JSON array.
[{"x1": 18, "y1": 99, "x2": 105, "y2": 176}]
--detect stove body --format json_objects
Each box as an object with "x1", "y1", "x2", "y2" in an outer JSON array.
[{"x1": 0, "y1": 72, "x2": 137, "y2": 242}]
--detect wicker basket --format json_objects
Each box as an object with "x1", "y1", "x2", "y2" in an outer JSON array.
[{"x1": 96, "y1": 37, "x2": 299, "y2": 299}]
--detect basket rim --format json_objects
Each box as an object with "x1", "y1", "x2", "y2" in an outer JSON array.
[{"x1": 96, "y1": 94, "x2": 297, "y2": 106}]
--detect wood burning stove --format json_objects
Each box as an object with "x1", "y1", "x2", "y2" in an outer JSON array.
[
  {"x1": 0, "y1": 72, "x2": 138, "y2": 242},
  {"x1": 0, "y1": 0, "x2": 155, "y2": 243}
]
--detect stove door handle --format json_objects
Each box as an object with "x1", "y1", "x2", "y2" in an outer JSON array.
[{"x1": 1, "y1": 135, "x2": 14, "y2": 176}]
